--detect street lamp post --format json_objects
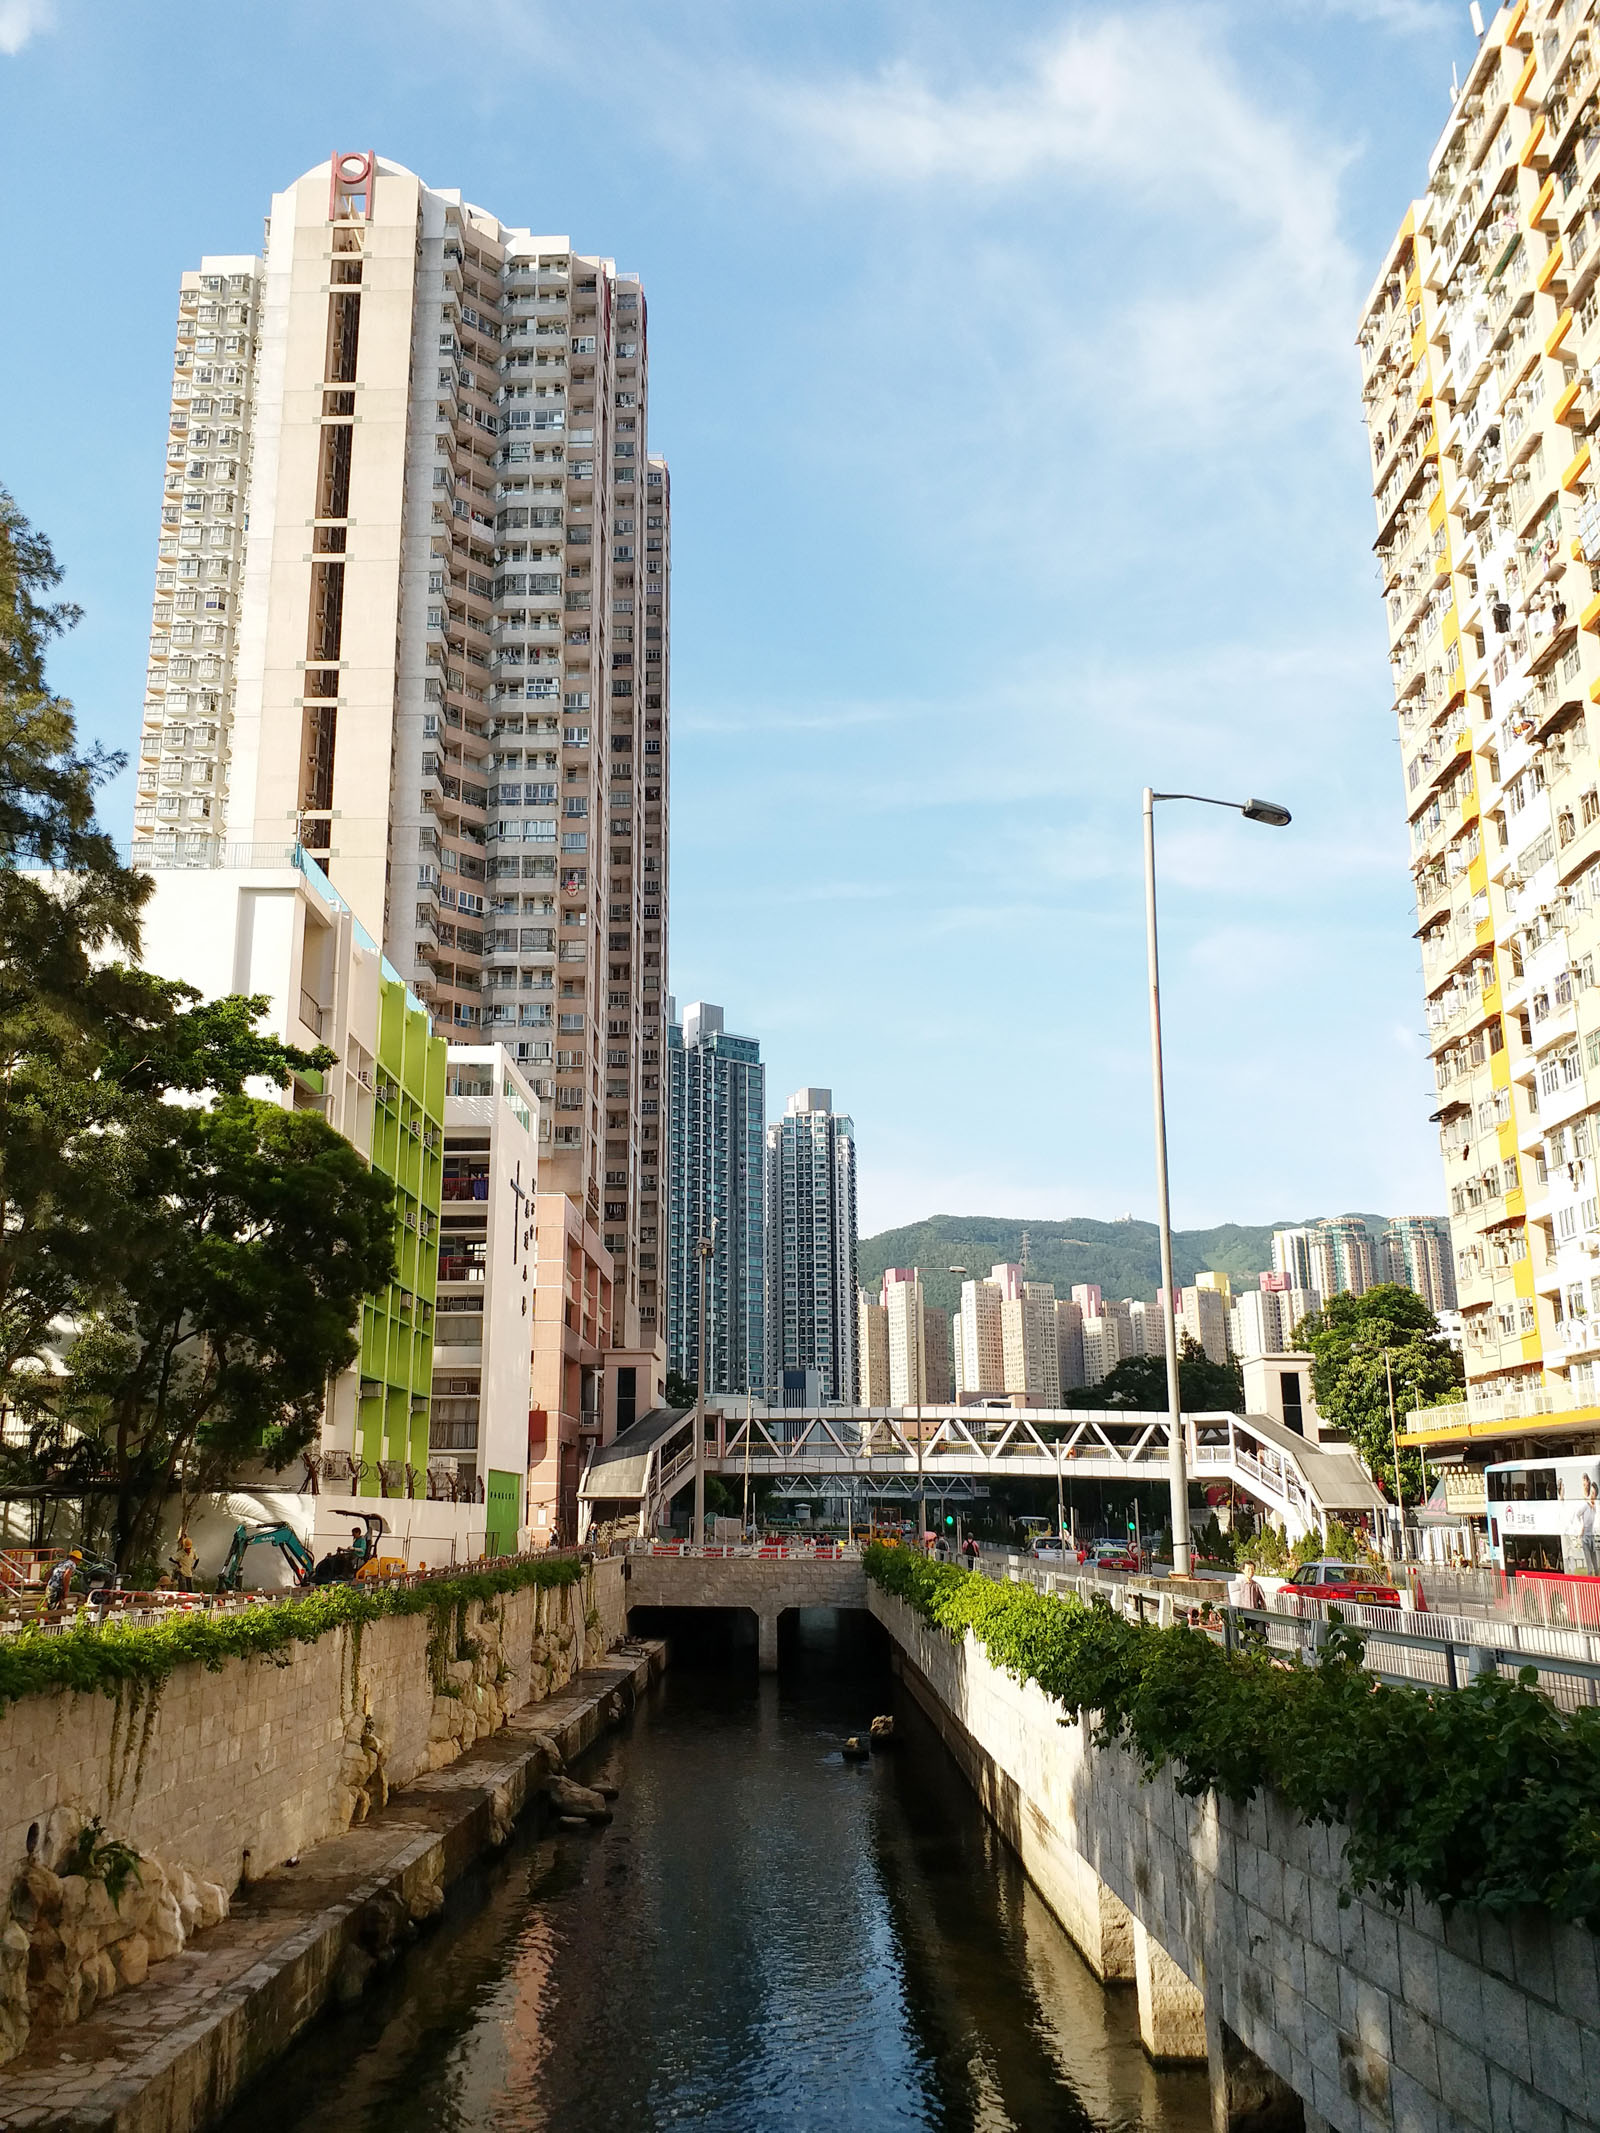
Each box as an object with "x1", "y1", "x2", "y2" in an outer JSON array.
[
  {"x1": 937, "y1": 1266, "x2": 969, "y2": 1552},
  {"x1": 1143, "y1": 789, "x2": 1291, "y2": 1578}
]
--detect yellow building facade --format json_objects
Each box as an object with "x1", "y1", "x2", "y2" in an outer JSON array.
[{"x1": 1361, "y1": 0, "x2": 1600, "y2": 1456}]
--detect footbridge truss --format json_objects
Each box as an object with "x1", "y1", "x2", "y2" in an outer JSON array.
[{"x1": 577, "y1": 1401, "x2": 1385, "y2": 1544}]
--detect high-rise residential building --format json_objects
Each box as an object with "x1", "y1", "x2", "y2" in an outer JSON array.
[
  {"x1": 857, "y1": 1286, "x2": 890, "y2": 1404},
  {"x1": 1172, "y1": 1285, "x2": 1230, "y2": 1367},
  {"x1": 1103, "y1": 1296, "x2": 1135, "y2": 1354},
  {"x1": 1080, "y1": 1314, "x2": 1123, "y2": 1386},
  {"x1": 1319, "y1": 1218, "x2": 1375, "y2": 1298},
  {"x1": 1056, "y1": 1299, "x2": 1086, "y2": 1394},
  {"x1": 1070, "y1": 1283, "x2": 1104, "y2": 1319},
  {"x1": 1127, "y1": 1298, "x2": 1167, "y2": 1358},
  {"x1": 923, "y1": 1304, "x2": 954, "y2": 1403},
  {"x1": 1002, "y1": 1281, "x2": 1062, "y2": 1406},
  {"x1": 1230, "y1": 1285, "x2": 1319, "y2": 1363},
  {"x1": 765, "y1": 1088, "x2": 858, "y2": 1402},
  {"x1": 1382, "y1": 1215, "x2": 1460, "y2": 1312},
  {"x1": 665, "y1": 1000, "x2": 765, "y2": 1395},
  {"x1": 133, "y1": 155, "x2": 670, "y2": 1538},
  {"x1": 1357, "y1": 5, "x2": 1600, "y2": 1418},
  {"x1": 957, "y1": 1275, "x2": 1005, "y2": 1397},
  {"x1": 883, "y1": 1268, "x2": 927, "y2": 1407},
  {"x1": 1272, "y1": 1227, "x2": 1335, "y2": 1298},
  {"x1": 1271, "y1": 1220, "x2": 1384, "y2": 1303}
]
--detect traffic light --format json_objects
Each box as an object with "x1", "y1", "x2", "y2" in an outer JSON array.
[
  {"x1": 1127, "y1": 1510, "x2": 1138, "y2": 1536},
  {"x1": 945, "y1": 1513, "x2": 956, "y2": 1529}
]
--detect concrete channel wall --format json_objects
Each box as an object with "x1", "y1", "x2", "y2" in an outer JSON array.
[
  {"x1": 871, "y1": 1584, "x2": 1600, "y2": 2133},
  {"x1": 0, "y1": 1559, "x2": 627, "y2": 2065}
]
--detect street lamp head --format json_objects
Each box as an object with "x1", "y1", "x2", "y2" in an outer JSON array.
[{"x1": 1240, "y1": 798, "x2": 1292, "y2": 827}]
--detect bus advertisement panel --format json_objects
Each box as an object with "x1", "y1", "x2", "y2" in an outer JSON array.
[{"x1": 1486, "y1": 1455, "x2": 1600, "y2": 1575}]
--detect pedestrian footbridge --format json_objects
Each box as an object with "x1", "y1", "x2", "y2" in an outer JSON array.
[{"x1": 578, "y1": 1401, "x2": 1384, "y2": 1545}]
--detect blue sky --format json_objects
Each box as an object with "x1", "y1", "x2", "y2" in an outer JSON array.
[{"x1": 0, "y1": 0, "x2": 1477, "y2": 1234}]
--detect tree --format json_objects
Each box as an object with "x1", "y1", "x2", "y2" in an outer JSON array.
[
  {"x1": 665, "y1": 1368, "x2": 697, "y2": 1410},
  {"x1": 1, "y1": 488, "x2": 151, "y2": 1374},
  {"x1": 1294, "y1": 1284, "x2": 1462, "y2": 1505},
  {"x1": 0, "y1": 493, "x2": 400, "y2": 1569},
  {"x1": 1073, "y1": 1338, "x2": 1244, "y2": 1414},
  {"x1": 36, "y1": 1097, "x2": 397, "y2": 1571}
]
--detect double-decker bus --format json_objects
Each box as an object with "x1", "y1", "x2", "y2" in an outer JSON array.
[{"x1": 1485, "y1": 1455, "x2": 1600, "y2": 1597}]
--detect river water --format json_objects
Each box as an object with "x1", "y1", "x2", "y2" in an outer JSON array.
[{"x1": 219, "y1": 1612, "x2": 1209, "y2": 2133}]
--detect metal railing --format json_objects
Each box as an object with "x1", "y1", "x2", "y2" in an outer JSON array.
[
  {"x1": 988, "y1": 1558, "x2": 1600, "y2": 1712},
  {"x1": 622, "y1": 1538, "x2": 863, "y2": 1561}
]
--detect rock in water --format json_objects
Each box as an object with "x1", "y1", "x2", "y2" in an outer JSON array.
[
  {"x1": 869, "y1": 1715, "x2": 895, "y2": 1747},
  {"x1": 842, "y1": 1736, "x2": 870, "y2": 1761},
  {"x1": 545, "y1": 1775, "x2": 613, "y2": 1822}
]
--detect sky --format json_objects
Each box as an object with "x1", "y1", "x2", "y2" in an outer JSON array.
[{"x1": 0, "y1": 0, "x2": 1480, "y2": 1235}]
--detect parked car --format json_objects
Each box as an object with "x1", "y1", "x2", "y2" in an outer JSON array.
[{"x1": 1278, "y1": 1559, "x2": 1401, "y2": 1608}]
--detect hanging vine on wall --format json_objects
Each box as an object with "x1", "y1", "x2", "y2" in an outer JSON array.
[{"x1": 0, "y1": 1557, "x2": 586, "y2": 1714}]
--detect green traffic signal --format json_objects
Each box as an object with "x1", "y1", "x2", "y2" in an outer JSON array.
[{"x1": 945, "y1": 1513, "x2": 955, "y2": 1528}]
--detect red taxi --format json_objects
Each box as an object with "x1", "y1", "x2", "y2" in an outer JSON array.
[{"x1": 1278, "y1": 1559, "x2": 1401, "y2": 1608}]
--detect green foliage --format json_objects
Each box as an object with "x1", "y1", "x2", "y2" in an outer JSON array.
[
  {"x1": 664, "y1": 1369, "x2": 696, "y2": 1410},
  {"x1": 0, "y1": 1555, "x2": 585, "y2": 1714},
  {"x1": 865, "y1": 1545, "x2": 1600, "y2": 1926},
  {"x1": 1071, "y1": 1339, "x2": 1244, "y2": 1413},
  {"x1": 64, "y1": 1815, "x2": 143, "y2": 1908},
  {"x1": 1294, "y1": 1286, "x2": 1462, "y2": 1503}
]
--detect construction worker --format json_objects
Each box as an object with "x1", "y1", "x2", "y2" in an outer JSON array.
[{"x1": 45, "y1": 1551, "x2": 81, "y2": 1610}]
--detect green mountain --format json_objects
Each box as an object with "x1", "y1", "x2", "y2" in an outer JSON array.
[{"x1": 856, "y1": 1213, "x2": 1411, "y2": 1318}]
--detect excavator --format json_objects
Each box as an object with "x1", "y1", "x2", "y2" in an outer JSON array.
[{"x1": 215, "y1": 1513, "x2": 389, "y2": 1592}]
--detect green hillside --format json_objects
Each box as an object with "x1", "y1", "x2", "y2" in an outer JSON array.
[{"x1": 856, "y1": 1213, "x2": 1411, "y2": 1317}]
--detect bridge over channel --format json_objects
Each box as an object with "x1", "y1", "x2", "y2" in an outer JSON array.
[
  {"x1": 580, "y1": 1400, "x2": 1384, "y2": 1544},
  {"x1": 624, "y1": 1549, "x2": 866, "y2": 1670}
]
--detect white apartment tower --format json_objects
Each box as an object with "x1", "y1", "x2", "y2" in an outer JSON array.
[
  {"x1": 883, "y1": 1267, "x2": 930, "y2": 1408},
  {"x1": 958, "y1": 1276, "x2": 1005, "y2": 1397},
  {"x1": 133, "y1": 157, "x2": 670, "y2": 1510},
  {"x1": 1001, "y1": 1280, "x2": 1063, "y2": 1406}
]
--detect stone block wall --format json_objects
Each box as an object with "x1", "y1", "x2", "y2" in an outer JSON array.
[
  {"x1": 0, "y1": 1560, "x2": 626, "y2": 2064},
  {"x1": 872, "y1": 1585, "x2": 1600, "y2": 2133}
]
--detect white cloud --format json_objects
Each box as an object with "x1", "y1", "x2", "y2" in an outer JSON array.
[
  {"x1": 0, "y1": 0, "x2": 53, "y2": 54},
  {"x1": 1299, "y1": 0, "x2": 1454, "y2": 30}
]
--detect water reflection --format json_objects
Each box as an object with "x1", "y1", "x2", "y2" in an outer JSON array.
[{"x1": 219, "y1": 1612, "x2": 1208, "y2": 2133}]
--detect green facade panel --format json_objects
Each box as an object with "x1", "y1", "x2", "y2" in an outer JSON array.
[
  {"x1": 358, "y1": 972, "x2": 446, "y2": 1491},
  {"x1": 485, "y1": 1469, "x2": 522, "y2": 1560}
]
